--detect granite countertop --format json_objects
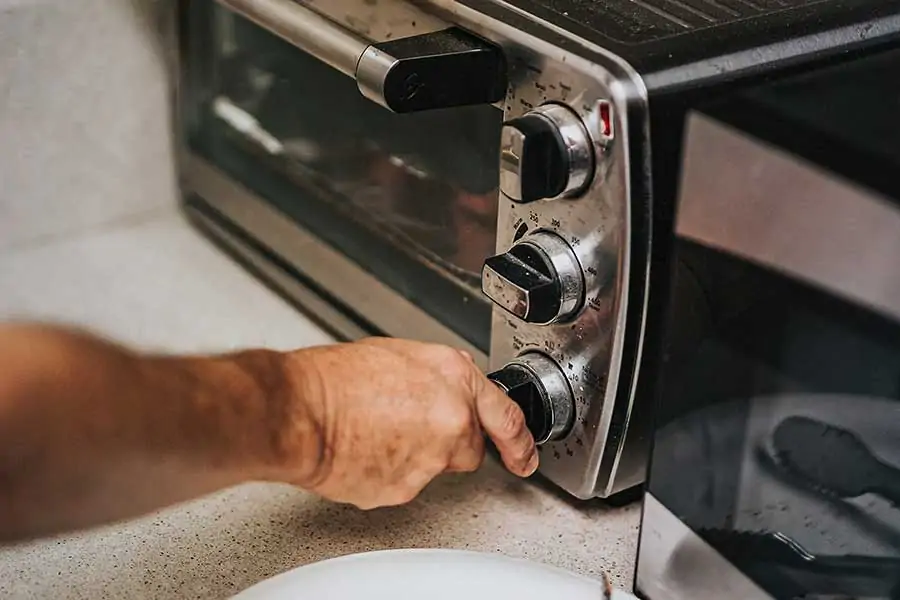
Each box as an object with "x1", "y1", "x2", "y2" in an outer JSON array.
[{"x1": 0, "y1": 210, "x2": 641, "y2": 599}]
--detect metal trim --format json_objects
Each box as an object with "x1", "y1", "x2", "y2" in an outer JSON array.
[
  {"x1": 678, "y1": 112, "x2": 900, "y2": 324},
  {"x1": 216, "y1": 0, "x2": 367, "y2": 79},
  {"x1": 182, "y1": 154, "x2": 490, "y2": 369},
  {"x1": 636, "y1": 494, "x2": 772, "y2": 599},
  {"x1": 355, "y1": 47, "x2": 400, "y2": 107}
]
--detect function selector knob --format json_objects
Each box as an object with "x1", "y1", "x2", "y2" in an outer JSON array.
[
  {"x1": 487, "y1": 353, "x2": 575, "y2": 445},
  {"x1": 482, "y1": 230, "x2": 585, "y2": 325},
  {"x1": 499, "y1": 103, "x2": 595, "y2": 203}
]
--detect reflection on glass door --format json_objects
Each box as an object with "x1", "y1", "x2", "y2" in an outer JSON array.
[
  {"x1": 183, "y1": 1, "x2": 504, "y2": 351},
  {"x1": 649, "y1": 241, "x2": 900, "y2": 599}
]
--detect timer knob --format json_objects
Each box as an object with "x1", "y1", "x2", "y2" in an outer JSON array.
[
  {"x1": 481, "y1": 230, "x2": 585, "y2": 325},
  {"x1": 487, "y1": 353, "x2": 575, "y2": 445},
  {"x1": 499, "y1": 103, "x2": 595, "y2": 203}
]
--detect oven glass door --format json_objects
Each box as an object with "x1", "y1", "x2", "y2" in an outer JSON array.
[
  {"x1": 180, "y1": 0, "x2": 503, "y2": 353},
  {"x1": 643, "y1": 47, "x2": 900, "y2": 599}
]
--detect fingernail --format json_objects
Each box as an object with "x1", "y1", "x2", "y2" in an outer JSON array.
[{"x1": 523, "y1": 451, "x2": 539, "y2": 477}]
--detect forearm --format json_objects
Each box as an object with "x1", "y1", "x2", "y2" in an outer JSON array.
[{"x1": 0, "y1": 324, "x2": 323, "y2": 542}]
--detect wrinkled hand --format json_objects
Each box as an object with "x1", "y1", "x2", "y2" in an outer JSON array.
[{"x1": 283, "y1": 338, "x2": 538, "y2": 509}]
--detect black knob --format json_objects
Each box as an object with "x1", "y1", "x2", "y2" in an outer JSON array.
[
  {"x1": 487, "y1": 353, "x2": 575, "y2": 445},
  {"x1": 481, "y1": 231, "x2": 585, "y2": 325},
  {"x1": 499, "y1": 104, "x2": 595, "y2": 203},
  {"x1": 499, "y1": 114, "x2": 568, "y2": 203},
  {"x1": 357, "y1": 27, "x2": 507, "y2": 113},
  {"x1": 482, "y1": 247, "x2": 559, "y2": 325}
]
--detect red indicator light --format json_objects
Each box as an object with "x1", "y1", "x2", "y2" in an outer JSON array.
[{"x1": 599, "y1": 100, "x2": 613, "y2": 139}]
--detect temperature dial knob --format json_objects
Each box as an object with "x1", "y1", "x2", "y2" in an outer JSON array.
[
  {"x1": 482, "y1": 230, "x2": 585, "y2": 325},
  {"x1": 499, "y1": 103, "x2": 595, "y2": 203},
  {"x1": 488, "y1": 353, "x2": 575, "y2": 444}
]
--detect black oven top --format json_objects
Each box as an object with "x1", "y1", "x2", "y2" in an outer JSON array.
[
  {"x1": 502, "y1": 0, "x2": 899, "y2": 85},
  {"x1": 510, "y1": 0, "x2": 826, "y2": 45},
  {"x1": 706, "y1": 45, "x2": 900, "y2": 203}
]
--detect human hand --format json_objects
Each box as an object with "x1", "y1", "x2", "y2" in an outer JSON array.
[{"x1": 278, "y1": 338, "x2": 538, "y2": 509}]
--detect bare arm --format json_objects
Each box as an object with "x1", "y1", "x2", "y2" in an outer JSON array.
[
  {"x1": 0, "y1": 323, "x2": 318, "y2": 541},
  {"x1": 0, "y1": 324, "x2": 536, "y2": 543}
]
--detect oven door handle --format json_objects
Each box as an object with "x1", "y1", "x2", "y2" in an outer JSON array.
[{"x1": 217, "y1": 0, "x2": 508, "y2": 113}]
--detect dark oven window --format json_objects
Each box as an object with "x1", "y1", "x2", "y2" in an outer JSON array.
[
  {"x1": 649, "y1": 240, "x2": 900, "y2": 599},
  {"x1": 181, "y1": 1, "x2": 503, "y2": 351}
]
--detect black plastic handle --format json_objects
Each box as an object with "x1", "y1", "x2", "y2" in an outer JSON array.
[{"x1": 361, "y1": 27, "x2": 508, "y2": 113}]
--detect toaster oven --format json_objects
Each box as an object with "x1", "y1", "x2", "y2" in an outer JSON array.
[
  {"x1": 637, "y1": 43, "x2": 900, "y2": 599},
  {"x1": 175, "y1": 0, "x2": 900, "y2": 500}
]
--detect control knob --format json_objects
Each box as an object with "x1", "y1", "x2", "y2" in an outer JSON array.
[
  {"x1": 488, "y1": 353, "x2": 575, "y2": 445},
  {"x1": 482, "y1": 230, "x2": 585, "y2": 325},
  {"x1": 499, "y1": 103, "x2": 595, "y2": 203}
]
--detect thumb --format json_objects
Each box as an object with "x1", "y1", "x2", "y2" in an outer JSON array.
[{"x1": 472, "y1": 375, "x2": 538, "y2": 477}]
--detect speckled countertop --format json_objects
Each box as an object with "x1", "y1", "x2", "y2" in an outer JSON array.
[
  {"x1": 0, "y1": 1, "x2": 641, "y2": 596},
  {"x1": 0, "y1": 463, "x2": 640, "y2": 599},
  {"x1": 0, "y1": 211, "x2": 641, "y2": 599}
]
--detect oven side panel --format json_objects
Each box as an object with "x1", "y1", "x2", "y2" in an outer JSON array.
[{"x1": 637, "y1": 67, "x2": 900, "y2": 595}]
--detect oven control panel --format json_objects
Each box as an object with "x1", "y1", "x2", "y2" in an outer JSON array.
[{"x1": 466, "y1": 18, "x2": 648, "y2": 499}]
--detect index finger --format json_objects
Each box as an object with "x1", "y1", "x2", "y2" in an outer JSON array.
[{"x1": 472, "y1": 375, "x2": 539, "y2": 477}]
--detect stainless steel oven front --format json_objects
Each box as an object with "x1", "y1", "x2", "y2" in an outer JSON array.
[{"x1": 176, "y1": 0, "x2": 650, "y2": 501}]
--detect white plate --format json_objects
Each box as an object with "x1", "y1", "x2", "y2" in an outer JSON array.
[{"x1": 233, "y1": 549, "x2": 637, "y2": 600}]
